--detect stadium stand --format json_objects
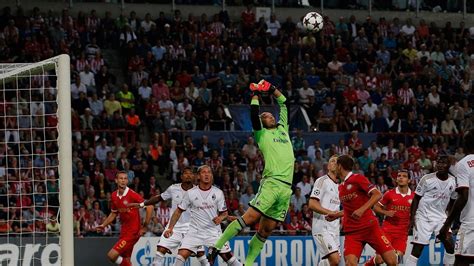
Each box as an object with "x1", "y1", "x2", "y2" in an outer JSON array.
[{"x1": 0, "y1": 4, "x2": 472, "y2": 237}]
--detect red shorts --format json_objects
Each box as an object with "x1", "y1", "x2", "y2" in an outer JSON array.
[
  {"x1": 113, "y1": 235, "x2": 140, "y2": 258},
  {"x1": 344, "y1": 223, "x2": 394, "y2": 258},
  {"x1": 382, "y1": 226, "x2": 409, "y2": 254}
]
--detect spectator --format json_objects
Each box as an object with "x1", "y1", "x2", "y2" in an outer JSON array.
[
  {"x1": 104, "y1": 94, "x2": 122, "y2": 116},
  {"x1": 296, "y1": 174, "x2": 312, "y2": 198},
  {"x1": 290, "y1": 187, "x2": 305, "y2": 212},
  {"x1": 239, "y1": 186, "x2": 255, "y2": 211},
  {"x1": 116, "y1": 84, "x2": 135, "y2": 114},
  {"x1": 95, "y1": 139, "x2": 111, "y2": 165}
]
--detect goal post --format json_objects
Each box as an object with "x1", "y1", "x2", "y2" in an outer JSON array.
[
  {"x1": 57, "y1": 55, "x2": 74, "y2": 266},
  {"x1": 0, "y1": 54, "x2": 73, "y2": 265}
]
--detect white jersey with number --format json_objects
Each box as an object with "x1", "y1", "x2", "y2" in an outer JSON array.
[
  {"x1": 310, "y1": 175, "x2": 340, "y2": 235},
  {"x1": 178, "y1": 186, "x2": 227, "y2": 236},
  {"x1": 160, "y1": 183, "x2": 195, "y2": 233},
  {"x1": 452, "y1": 154, "x2": 474, "y2": 227},
  {"x1": 415, "y1": 172, "x2": 457, "y2": 222}
]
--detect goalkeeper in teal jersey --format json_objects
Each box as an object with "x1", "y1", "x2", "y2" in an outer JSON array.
[{"x1": 208, "y1": 80, "x2": 295, "y2": 265}]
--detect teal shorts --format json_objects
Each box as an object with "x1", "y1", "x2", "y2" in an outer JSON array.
[{"x1": 249, "y1": 178, "x2": 292, "y2": 222}]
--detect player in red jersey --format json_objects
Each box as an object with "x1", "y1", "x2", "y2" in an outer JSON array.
[
  {"x1": 365, "y1": 169, "x2": 414, "y2": 266},
  {"x1": 96, "y1": 171, "x2": 153, "y2": 266},
  {"x1": 327, "y1": 155, "x2": 397, "y2": 266}
]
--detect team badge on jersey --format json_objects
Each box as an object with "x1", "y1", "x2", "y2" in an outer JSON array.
[
  {"x1": 212, "y1": 194, "x2": 216, "y2": 200},
  {"x1": 347, "y1": 184, "x2": 352, "y2": 190},
  {"x1": 123, "y1": 200, "x2": 128, "y2": 205},
  {"x1": 408, "y1": 199, "x2": 412, "y2": 204}
]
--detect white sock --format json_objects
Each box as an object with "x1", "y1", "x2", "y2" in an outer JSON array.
[
  {"x1": 318, "y1": 258, "x2": 330, "y2": 266},
  {"x1": 174, "y1": 255, "x2": 186, "y2": 266},
  {"x1": 153, "y1": 251, "x2": 165, "y2": 266},
  {"x1": 227, "y1": 256, "x2": 242, "y2": 266},
  {"x1": 443, "y1": 252, "x2": 455, "y2": 265},
  {"x1": 115, "y1": 256, "x2": 123, "y2": 265},
  {"x1": 405, "y1": 255, "x2": 418, "y2": 266},
  {"x1": 197, "y1": 255, "x2": 210, "y2": 266}
]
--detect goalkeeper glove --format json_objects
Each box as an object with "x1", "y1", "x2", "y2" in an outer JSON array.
[
  {"x1": 249, "y1": 82, "x2": 261, "y2": 97},
  {"x1": 250, "y1": 80, "x2": 276, "y2": 95},
  {"x1": 258, "y1": 79, "x2": 276, "y2": 94}
]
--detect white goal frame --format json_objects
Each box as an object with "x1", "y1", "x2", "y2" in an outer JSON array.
[{"x1": 0, "y1": 54, "x2": 74, "y2": 266}]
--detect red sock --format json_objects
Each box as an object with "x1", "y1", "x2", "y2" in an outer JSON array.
[
  {"x1": 120, "y1": 258, "x2": 132, "y2": 266},
  {"x1": 364, "y1": 257, "x2": 376, "y2": 266}
]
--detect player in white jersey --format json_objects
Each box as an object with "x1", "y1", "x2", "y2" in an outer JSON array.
[
  {"x1": 308, "y1": 155, "x2": 341, "y2": 266},
  {"x1": 164, "y1": 165, "x2": 242, "y2": 266},
  {"x1": 128, "y1": 167, "x2": 202, "y2": 266},
  {"x1": 406, "y1": 156, "x2": 456, "y2": 266},
  {"x1": 439, "y1": 131, "x2": 474, "y2": 265}
]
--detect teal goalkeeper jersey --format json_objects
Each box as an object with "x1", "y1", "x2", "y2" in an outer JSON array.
[{"x1": 251, "y1": 95, "x2": 295, "y2": 184}]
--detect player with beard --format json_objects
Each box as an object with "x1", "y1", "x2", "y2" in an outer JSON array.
[
  {"x1": 439, "y1": 131, "x2": 474, "y2": 266},
  {"x1": 208, "y1": 80, "x2": 295, "y2": 265},
  {"x1": 127, "y1": 167, "x2": 201, "y2": 266},
  {"x1": 405, "y1": 156, "x2": 456, "y2": 266},
  {"x1": 164, "y1": 165, "x2": 241, "y2": 266}
]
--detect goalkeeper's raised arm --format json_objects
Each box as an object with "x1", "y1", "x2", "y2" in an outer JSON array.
[
  {"x1": 209, "y1": 79, "x2": 295, "y2": 266},
  {"x1": 249, "y1": 80, "x2": 289, "y2": 136}
]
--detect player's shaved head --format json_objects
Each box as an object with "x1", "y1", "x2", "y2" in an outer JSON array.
[
  {"x1": 115, "y1": 170, "x2": 128, "y2": 189},
  {"x1": 260, "y1": 112, "x2": 276, "y2": 128},
  {"x1": 181, "y1": 167, "x2": 194, "y2": 183},
  {"x1": 436, "y1": 155, "x2": 450, "y2": 174}
]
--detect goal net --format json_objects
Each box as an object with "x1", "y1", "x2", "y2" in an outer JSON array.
[{"x1": 0, "y1": 55, "x2": 73, "y2": 266}]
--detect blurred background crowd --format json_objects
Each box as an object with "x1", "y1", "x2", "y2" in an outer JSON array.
[{"x1": 0, "y1": 4, "x2": 473, "y2": 236}]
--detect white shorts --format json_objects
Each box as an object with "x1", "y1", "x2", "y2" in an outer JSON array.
[
  {"x1": 158, "y1": 231, "x2": 201, "y2": 254},
  {"x1": 412, "y1": 217, "x2": 444, "y2": 245},
  {"x1": 179, "y1": 233, "x2": 231, "y2": 254},
  {"x1": 455, "y1": 225, "x2": 474, "y2": 257},
  {"x1": 313, "y1": 232, "x2": 340, "y2": 259}
]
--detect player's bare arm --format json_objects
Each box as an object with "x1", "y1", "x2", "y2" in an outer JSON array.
[
  {"x1": 309, "y1": 198, "x2": 339, "y2": 216},
  {"x1": 439, "y1": 187, "x2": 469, "y2": 240},
  {"x1": 163, "y1": 207, "x2": 184, "y2": 238},
  {"x1": 143, "y1": 195, "x2": 164, "y2": 207},
  {"x1": 96, "y1": 211, "x2": 117, "y2": 232},
  {"x1": 126, "y1": 195, "x2": 164, "y2": 208},
  {"x1": 373, "y1": 202, "x2": 396, "y2": 218},
  {"x1": 212, "y1": 210, "x2": 228, "y2": 225},
  {"x1": 140, "y1": 205, "x2": 154, "y2": 236},
  {"x1": 352, "y1": 189, "x2": 382, "y2": 219},
  {"x1": 409, "y1": 194, "x2": 422, "y2": 233}
]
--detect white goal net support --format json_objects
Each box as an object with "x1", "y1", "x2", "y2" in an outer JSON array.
[{"x1": 0, "y1": 55, "x2": 73, "y2": 266}]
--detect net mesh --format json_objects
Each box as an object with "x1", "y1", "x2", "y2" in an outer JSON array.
[{"x1": 0, "y1": 61, "x2": 61, "y2": 265}]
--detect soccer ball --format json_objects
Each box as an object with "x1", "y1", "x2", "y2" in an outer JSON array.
[{"x1": 302, "y1": 12, "x2": 324, "y2": 32}]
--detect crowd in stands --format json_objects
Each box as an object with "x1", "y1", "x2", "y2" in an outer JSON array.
[{"x1": 0, "y1": 4, "x2": 473, "y2": 237}]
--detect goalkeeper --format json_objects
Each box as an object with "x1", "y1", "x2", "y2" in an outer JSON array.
[{"x1": 208, "y1": 80, "x2": 295, "y2": 265}]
